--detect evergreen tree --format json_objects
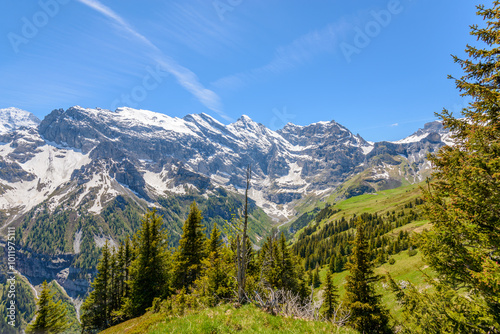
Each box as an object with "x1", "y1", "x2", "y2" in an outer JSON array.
[
  {"x1": 344, "y1": 218, "x2": 390, "y2": 333},
  {"x1": 277, "y1": 232, "x2": 297, "y2": 291},
  {"x1": 173, "y1": 201, "x2": 206, "y2": 290},
  {"x1": 81, "y1": 241, "x2": 112, "y2": 332},
  {"x1": 207, "y1": 224, "x2": 222, "y2": 257},
  {"x1": 26, "y1": 281, "x2": 71, "y2": 334},
  {"x1": 312, "y1": 264, "x2": 321, "y2": 289},
  {"x1": 334, "y1": 256, "x2": 344, "y2": 273},
  {"x1": 392, "y1": 3, "x2": 500, "y2": 332},
  {"x1": 307, "y1": 269, "x2": 313, "y2": 287},
  {"x1": 322, "y1": 270, "x2": 339, "y2": 321},
  {"x1": 237, "y1": 165, "x2": 252, "y2": 303},
  {"x1": 259, "y1": 232, "x2": 280, "y2": 288},
  {"x1": 245, "y1": 236, "x2": 259, "y2": 278},
  {"x1": 109, "y1": 248, "x2": 120, "y2": 316},
  {"x1": 329, "y1": 255, "x2": 336, "y2": 273},
  {"x1": 194, "y1": 225, "x2": 235, "y2": 306},
  {"x1": 121, "y1": 238, "x2": 132, "y2": 301},
  {"x1": 124, "y1": 209, "x2": 171, "y2": 318},
  {"x1": 258, "y1": 232, "x2": 307, "y2": 298}
]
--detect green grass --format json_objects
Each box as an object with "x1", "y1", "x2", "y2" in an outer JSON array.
[
  {"x1": 390, "y1": 219, "x2": 431, "y2": 235},
  {"x1": 291, "y1": 183, "x2": 424, "y2": 242},
  {"x1": 101, "y1": 304, "x2": 358, "y2": 334},
  {"x1": 314, "y1": 250, "x2": 432, "y2": 323},
  {"x1": 331, "y1": 183, "x2": 422, "y2": 216},
  {"x1": 294, "y1": 182, "x2": 434, "y2": 326}
]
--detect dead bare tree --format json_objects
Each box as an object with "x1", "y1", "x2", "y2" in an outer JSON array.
[
  {"x1": 237, "y1": 165, "x2": 251, "y2": 303},
  {"x1": 250, "y1": 287, "x2": 351, "y2": 327}
]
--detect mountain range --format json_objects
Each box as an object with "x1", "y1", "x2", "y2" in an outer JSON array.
[{"x1": 0, "y1": 106, "x2": 450, "y2": 298}]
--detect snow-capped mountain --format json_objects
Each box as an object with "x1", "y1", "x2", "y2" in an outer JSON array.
[
  {"x1": 35, "y1": 106, "x2": 381, "y2": 219},
  {"x1": 0, "y1": 107, "x2": 40, "y2": 134},
  {"x1": 0, "y1": 107, "x2": 450, "y2": 224},
  {"x1": 0, "y1": 106, "x2": 451, "y2": 298},
  {"x1": 391, "y1": 120, "x2": 452, "y2": 145}
]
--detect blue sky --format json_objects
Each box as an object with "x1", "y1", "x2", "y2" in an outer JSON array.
[{"x1": 0, "y1": 0, "x2": 481, "y2": 141}]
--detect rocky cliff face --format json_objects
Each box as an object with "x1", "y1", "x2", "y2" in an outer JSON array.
[{"x1": 34, "y1": 107, "x2": 378, "y2": 219}]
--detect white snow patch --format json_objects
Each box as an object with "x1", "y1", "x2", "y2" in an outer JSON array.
[
  {"x1": 0, "y1": 144, "x2": 90, "y2": 211},
  {"x1": 93, "y1": 235, "x2": 117, "y2": 249},
  {"x1": 0, "y1": 107, "x2": 40, "y2": 134},
  {"x1": 392, "y1": 133, "x2": 429, "y2": 144},
  {"x1": 113, "y1": 107, "x2": 198, "y2": 136},
  {"x1": 361, "y1": 145, "x2": 374, "y2": 155},
  {"x1": 276, "y1": 162, "x2": 307, "y2": 186},
  {"x1": 73, "y1": 230, "x2": 82, "y2": 254}
]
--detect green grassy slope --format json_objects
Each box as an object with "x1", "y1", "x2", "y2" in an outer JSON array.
[
  {"x1": 317, "y1": 250, "x2": 431, "y2": 322},
  {"x1": 290, "y1": 182, "x2": 424, "y2": 242},
  {"x1": 293, "y1": 182, "x2": 433, "y2": 323},
  {"x1": 101, "y1": 304, "x2": 358, "y2": 334}
]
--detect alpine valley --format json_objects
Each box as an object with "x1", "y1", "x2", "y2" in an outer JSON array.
[{"x1": 0, "y1": 106, "x2": 449, "y2": 303}]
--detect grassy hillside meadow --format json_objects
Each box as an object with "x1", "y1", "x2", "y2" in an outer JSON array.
[
  {"x1": 293, "y1": 183, "x2": 434, "y2": 323},
  {"x1": 100, "y1": 303, "x2": 358, "y2": 334}
]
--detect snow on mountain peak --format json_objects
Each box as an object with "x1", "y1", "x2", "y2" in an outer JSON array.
[
  {"x1": 239, "y1": 114, "x2": 253, "y2": 122},
  {"x1": 0, "y1": 107, "x2": 40, "y2": 134},
  {"x1": 78, "y1": 106, "x2": 199, "y2": 136},
  {"x1": 391, "y1": 121, "x2": 446, "y2": 144}
]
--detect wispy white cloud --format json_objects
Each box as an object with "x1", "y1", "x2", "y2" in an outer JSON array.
[
  {"x1": 211, "y1": 20, "x2": 351, "y2": 91},
  {"x1": 155, "y1": 1, "x2": 244, "y2": 58},
  {"x1": 390, "y1": 123, "x2": 399, "y2": 127},
  {"x1": 75, "y1": 0, "x2": 231, "y2": 121}
]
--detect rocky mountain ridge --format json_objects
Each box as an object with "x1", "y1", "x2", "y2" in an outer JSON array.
[{"x1": 0, "y1": 106, "x2": 449, "y2": 225}]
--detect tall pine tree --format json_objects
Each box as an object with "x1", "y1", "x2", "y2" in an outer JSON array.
[
  {"x1": 26, "y1": 281, "x2": 71, "y2": 334},
  {"x1": 173, "y1": 201, "x2": 206, "y2": 290},
  {"x1": 124, "y1": 209, "x2": 171, "y2": 318},
  {"x1": 258, "y1": 232, "x2": 307, "y2": 298},
  {"x1": 344, "y1": 218, "x2": 390, "y2": 333},
  {"x1": 312, "y1": 264, "x2": 321, "y2": 289},
  {"x1": 391, "y1": 2, "x2": 500, "y2": 332},
  {"x1": 322, "y1": 269, "x2": 339, "y2": 321},
  {"x1": 194, "y1": 225, "x2": 235, "y2": 306},
  {"x1": 81, "y1": 241, "x2": 112, "y2": 332}
]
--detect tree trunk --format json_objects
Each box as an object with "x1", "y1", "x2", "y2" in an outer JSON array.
[{"x1": 237, "y1": 165, "x2": 251, "y2": 303}]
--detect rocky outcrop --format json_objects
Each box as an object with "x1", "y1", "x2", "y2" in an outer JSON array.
[
  {"x1": 0, "y1": 157, "x2": 36, "y2": 182},
  {"x1": 13, "y1": 249, "x2": 89, "y2": 298}
]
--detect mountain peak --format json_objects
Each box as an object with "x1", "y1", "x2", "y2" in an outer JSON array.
[
  {"x1": 0, "y1": 107, "x2": 40, "y2": 134},
  {"x1": 391, "y1": 120, "x2": 446, "y2": 144},
  {"x1": 228, "y1": 115, "x2": 262, "y2": 131},
  {"x1": 238, "y1": 114, "x2": 254, "y2": 123}
]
